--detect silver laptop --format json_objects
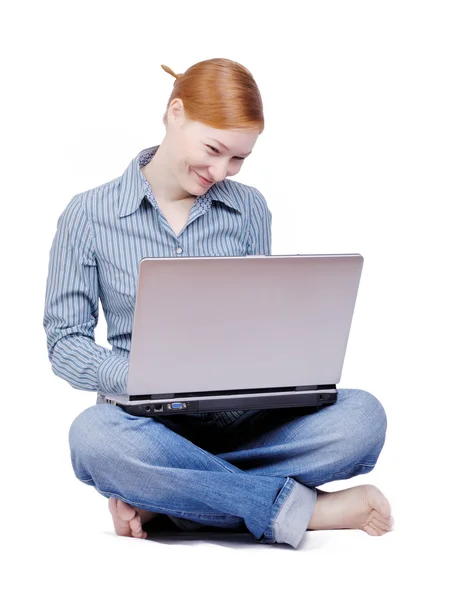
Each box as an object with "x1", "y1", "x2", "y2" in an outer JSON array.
[{"x1": 102, "y1": 254, "x2": 363, "y2": 416}]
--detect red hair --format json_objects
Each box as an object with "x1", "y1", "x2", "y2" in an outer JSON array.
[{"x1": 161, "y1": 58, "x2": 264, "y2": 133}]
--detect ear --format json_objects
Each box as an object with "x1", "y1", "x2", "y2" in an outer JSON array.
[{"x1": 168, "y1": 98, "x2": 185, "y2": 124}]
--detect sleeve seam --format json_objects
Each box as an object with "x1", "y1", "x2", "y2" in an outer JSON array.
[{"x1": 77, "y1": 193, "x2": 97, "y2": 264}]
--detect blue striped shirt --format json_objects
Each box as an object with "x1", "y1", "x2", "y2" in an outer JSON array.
[{"x1": 44, "y1": 145, "x2": 272, "y2": 422}]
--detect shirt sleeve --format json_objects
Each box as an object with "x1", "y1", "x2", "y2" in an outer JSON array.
[
  {"x1": 246, "y1": 188, "x2": 272, "y2": 255},
  {"x1": 43, "y1": 196, "x2": 128, "y2": 395}
]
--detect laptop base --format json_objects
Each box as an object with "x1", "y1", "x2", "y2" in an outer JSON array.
[{"x1": 102, "y1": 385, "x2": 337, "y2": 417}]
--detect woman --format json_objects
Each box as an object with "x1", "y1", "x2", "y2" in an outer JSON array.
[{"x1": 44, "y1": 58, "x2": 393, "y2": 548}]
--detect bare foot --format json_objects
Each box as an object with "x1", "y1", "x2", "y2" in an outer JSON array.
[
  {"x1": 308, "y1": 484, "x2": 394, "y2": 536},
  {"x1": 108, "y1": 497, "x2": 158, "y2": 539}
]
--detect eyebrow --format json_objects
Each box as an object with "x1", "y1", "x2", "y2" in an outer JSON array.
[{"x1": 208, "y1": 138, "x2": 252, "y2": 158}]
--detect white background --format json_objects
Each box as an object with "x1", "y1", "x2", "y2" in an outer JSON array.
[{"x1": 1, "y1": 1, "x2": 457, "y2": 598}]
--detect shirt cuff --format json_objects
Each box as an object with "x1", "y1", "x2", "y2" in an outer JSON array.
[{"x1": 98, "y1": 353, "x2": 129, "y2": 395}]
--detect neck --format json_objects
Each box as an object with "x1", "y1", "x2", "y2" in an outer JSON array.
[{"x1": 142, "y1": 142, "x2": 195, "y2": 203}]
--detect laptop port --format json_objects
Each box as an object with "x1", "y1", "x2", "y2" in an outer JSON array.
[
  {"x1": 153, "y1": 404, "x2": 164, "y2": 412},
  {"x1": 144, "y1": 405, "x2": 151, "y2": 412},
  {"x1": 171, "y1": 402, "x2": 185, "y2": 410}
]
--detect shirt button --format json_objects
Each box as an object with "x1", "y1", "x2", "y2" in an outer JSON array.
[{"x1": 176, "y1": 247, "x2": 183, "y2": 255}]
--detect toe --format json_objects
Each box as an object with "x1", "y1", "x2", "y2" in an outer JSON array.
[
  {"x1": 108, "y1": 497, "x2": 118, "y2": 517},
  {"x1": 366, "y1": 485, "x2": 392, "y2": 518},
  {"x1": 108, "y1": 498, "x2": 134, "y2": 537},
  {"x1": 373, "y1": 511, "x2": 394, "y2": 530},
  {"x1": 129, "y1": 516, "x2": 142, "y2": 533},
  {"x1": 371, "y1": 516, "x2": 393, "y2": 532},
  {"x1": 362, "y1": 523, "x2": 381, "y2": 536},
  {"x1": 131, "y1": 528, "x2": 145, "y2": 538},
  {"x1": 117, "y1": 499, "x2": 137, "y2": 521}
]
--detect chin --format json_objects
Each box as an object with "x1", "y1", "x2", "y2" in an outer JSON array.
[{"x1": 185, "y1": 181, "x2": 200, "y2": 196}]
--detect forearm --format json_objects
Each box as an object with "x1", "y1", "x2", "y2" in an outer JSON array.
[
  {"x1": 43, "y1": 196, "x2": 130, "y2": 395},
  {"x1": 50, "y1": 335, "x2": 129, "y2": 395}
]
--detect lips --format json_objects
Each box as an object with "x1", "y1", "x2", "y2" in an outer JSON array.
[{"x1": 194, "y1": 170, "x2": 213, "y2": 186}]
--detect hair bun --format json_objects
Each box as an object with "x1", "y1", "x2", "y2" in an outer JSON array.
[{"x1": 161, "y1": 64, "x2": 182, "y2": 79}]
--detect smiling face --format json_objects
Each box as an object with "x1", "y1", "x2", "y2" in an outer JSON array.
[{"x1": 165, "y1": 98, "x2": 260, "y2": 194}]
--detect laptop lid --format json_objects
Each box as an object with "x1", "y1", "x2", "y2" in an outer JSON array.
[{"x1": 126, "y1": 254, "x2": 364, "y2": 397}]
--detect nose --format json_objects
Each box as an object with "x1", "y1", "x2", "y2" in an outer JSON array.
[{"x1": 208, "y1": 159, "x2": 229, "y2": 183}]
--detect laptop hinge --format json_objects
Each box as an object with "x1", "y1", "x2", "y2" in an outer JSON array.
[{"x1": 295, "y1": 384, "x2": 336, "y2": 392}]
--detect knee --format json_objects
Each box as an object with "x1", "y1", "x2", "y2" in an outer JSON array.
[
  {"x1": 69, "y1": 404, "x2": 114, "y2": 455},
  {"x1": 338, "y1": 388, "x2": 387, "y2": 456},
  {"x1": 68, "y1": 404, "x2": 127, "y2": 481},
  {"x1": 68, "y1": 404, "x2": 177, "y2": 485}
]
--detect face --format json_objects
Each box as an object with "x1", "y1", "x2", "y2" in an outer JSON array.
[{"x1": 166, "y1": 98, "x2": 260, "y2": 195}]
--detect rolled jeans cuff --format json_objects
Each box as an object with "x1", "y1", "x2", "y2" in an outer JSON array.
[{"x1": 260, "y1": 478, "x2": 317, "y2": 548}]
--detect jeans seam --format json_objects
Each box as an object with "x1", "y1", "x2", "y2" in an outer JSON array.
[
  {"x1": 332, "y1": 461, "x2": 376, "y2": 477},
  {"x1": 195, "y1": 447, "x2": 238, "y2": 473},
  {"x1": 306, "y1": 458, "x2": 381, "y2": 488},
  {"x1": 258, "y1": 478, "x2": 295, "y2": 544}
]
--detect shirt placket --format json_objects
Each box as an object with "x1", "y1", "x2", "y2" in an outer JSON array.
[{"x1": 170, "y1": 201, "x2": 212, "y2": 256}]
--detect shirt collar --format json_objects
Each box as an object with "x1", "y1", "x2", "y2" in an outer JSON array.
[{"x1": 118, "y1": 146, "x2": 242, "y2": 217}]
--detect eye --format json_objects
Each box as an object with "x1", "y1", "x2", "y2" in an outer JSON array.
[{"x1": 206, "y1": 144, "x2": 245, "y2": 161}]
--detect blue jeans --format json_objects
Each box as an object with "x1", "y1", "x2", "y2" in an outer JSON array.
[{"x1": 69, "y1": 389, "x2": 387, "y2": 548}]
